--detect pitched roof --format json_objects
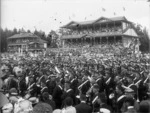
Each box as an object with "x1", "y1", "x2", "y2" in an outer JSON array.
[
  {"x1": 61, "y1": 16, "x2": 130, "y2": 28},
  {"x1": 8, "y1": 33, "x2": 39, "y2": 39}
]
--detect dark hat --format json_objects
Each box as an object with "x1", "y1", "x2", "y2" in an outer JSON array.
[
  {"x1": 9, "y1": 88, "x2": 18, "y2": 96},
  {"x1": 28, "y1": 97, "x2": 39, "y2": 105},
  {"x1": 128, "y1": 84, "x2": 137, "y2": 93},
  {"x1": 33, "y1": 103, "x2": 53, "y2": 113}
]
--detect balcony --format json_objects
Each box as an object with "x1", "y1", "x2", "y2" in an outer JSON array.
[{"x1": 62, "y1": 30, "x2": 122, "y2": 39}]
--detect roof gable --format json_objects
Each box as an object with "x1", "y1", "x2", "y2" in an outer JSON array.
[
  {"x1": 62, "y1": 21, "x2": 79, "y2": 28},
  {"x1": 61, "y1": 16, "x2": 130, "y2": 28},
  {"x1": 8, "y1": 33, "x2": 39, "y2": 39},
  {"x1": 123, "y1": 28, "x2": 138, "y2": 37},
  {"x1": 111, "y1": 16, "x2": 127, "y2": 21},
  {"x1": 94, "y1": 16, "x2": 112, "y2": 24}
]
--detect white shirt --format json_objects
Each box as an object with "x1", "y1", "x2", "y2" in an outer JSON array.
[{"x1": 61, "y1": 106, "x2": 76, "y2": 113}]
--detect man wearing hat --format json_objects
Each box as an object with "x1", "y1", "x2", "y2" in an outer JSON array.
[
  {"x1": 62, "y1": 81, "x2": 75, "y2": 105},
  {"x1": 99, "y1": 92, "x2": 113, "y2": 113},
  {"x1": 123, "y1": 97, "x2": 137, "y2": 113},
  {"x1": 75, "y1": 94, "x2": 92, "y2": 113},
  {"x1": 52, "y1": 78, "x2": 64, "y2": 109},
  {"x1": 115, "y1": 84, "x2": 126, "y2": 113},
  {"x1": 40, "y1": 76, "x2": 49, "y2": 94},
  {"x1": 46, "y1": 74, "x2": 57, "y2": 95},
  {"x1": 123, "y1": 85, "x2": 139, "y2": 112}
]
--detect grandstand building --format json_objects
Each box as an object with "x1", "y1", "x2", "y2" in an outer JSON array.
[
  {"x1": 61, "y1": 16, "x2": 140, "y2": 50},
  {"x1": 7, "y1": 32, "x2": 47, "y2": 53}
]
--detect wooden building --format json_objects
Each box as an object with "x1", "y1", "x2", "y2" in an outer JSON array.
[
  {"x1": 61, "y1": 16, "x2": 140, "y2": 49},
  {"x1": 7, "y1": 32, "x2": 47, "y2": 53}
]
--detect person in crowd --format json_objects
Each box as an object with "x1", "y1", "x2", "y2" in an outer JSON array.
[
  {"x1": 123, "y1": 97, "x2": 137, "y2": 113},
  {"x1": 61, "y1": 97, "x2": 76, "y2": 113},
  {"x1": 99, "y1": 92, "x2": 112, "y2": 113},
  {"x1": 139, "y1": 100, "x2": 150, "y2": 113},
  {"x1": 0, "y1": 43, "x2": 150, "y2": 113},
  {"x1": 42, "y1": 92, "x2": 56, "y2": 110},
  {"x1": 75, "y1": 94, "x2": 92, "y2": 113},
  {"x1": 14, "y1": 99, "x2": 33, "y2": 113},
  {"x1": 32, "y1": 102, "x2": 53, "y2": 113},
  {"x1": 61, "y1": 81, "x2": 75, "y2": 105},
  {"x1": 52, "y1": 78, "x2": 64, "y2": 109}
]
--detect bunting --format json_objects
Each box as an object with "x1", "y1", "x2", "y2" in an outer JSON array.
[
  {"x1": 123, "y1": 7, "x2": 126, "y2": 11},
  {"x1": 102, "y1": 8, "x2": 106, "y2": 11}
]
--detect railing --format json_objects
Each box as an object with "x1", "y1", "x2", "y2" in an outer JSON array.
[{"x1": 62, "y1": 31, "x2": 122, "y2": 39}]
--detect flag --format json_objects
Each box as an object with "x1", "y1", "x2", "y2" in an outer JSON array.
[
  {"x1": 123, "y1": 7, "x2": 125, "y2": 11},
  {"x1": 69, "y1": 16, "x2": 71, "y2": 20},
  {"x1": 55, "y1": 66, "x2": 60, "y2": 73},
  {"x1": 102, "y1": 8, "x2": 106, "y2": 11}
]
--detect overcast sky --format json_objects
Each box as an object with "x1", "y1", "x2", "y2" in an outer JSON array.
[{"x1": 1, "y1": 0, "x2": 150, "y2": 35}]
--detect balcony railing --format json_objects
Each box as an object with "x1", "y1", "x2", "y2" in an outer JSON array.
[{"x1": 62, "y1": 31, "x2": 122, "y2": 39}]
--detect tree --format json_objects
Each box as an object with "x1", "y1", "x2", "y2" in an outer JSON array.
[
  {"x1": 139, "y1": 27, "x2": 150, "y2": 52},
  {"x1": 47, "y1": 33, "x2": 52, "y2": 47},
  {"x1": 27, "y1": 29, "x2": 31, "y2": 33},
  {"x1": 133, "y1": 23, "x2": 150, "y2": 52},
  {"x1": 13, "y1": 28, "x2": 18, "y2": 34},
  {"x1": 34, "y1": 30, "x2": 47, "y2": 40},
  {"x1": 47, "y1": 30, "x2": 59, "y2": 48}
]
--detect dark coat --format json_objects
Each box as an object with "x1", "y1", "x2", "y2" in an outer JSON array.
[
  {"x1": 75, "y1": 102, "x2": 92, "y2": 113},
  {"x1": 52, "y1": 85, "x2": 63, "y2": 109},
  {"x1": 124, "y1": 108, "x2": 137, "y2": 113}
]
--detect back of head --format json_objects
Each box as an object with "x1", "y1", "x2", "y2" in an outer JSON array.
[
  {"x1": 139, "y1": 100, "x2": 150, "y2": 113},
  {"x1": 64, "y1": 97, "x2": 73, "y2": 107},
  {"x1": 42, "y1": 92, "x2": 49, "y2": 101},
  {"x1": 80, "y1": 94, "x2": 86, "y2": 102}
]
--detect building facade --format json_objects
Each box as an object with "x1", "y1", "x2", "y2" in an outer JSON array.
[
  {"x1": 61, "y1": 16, "x2": 140, "y2": 50},
  {"x1": 7, "y1": 32, "x2": 47, "y2": 53}
]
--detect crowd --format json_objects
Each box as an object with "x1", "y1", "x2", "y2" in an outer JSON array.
[
  {"x1": 0, "y1": 45, "x2": 150, "y2": 113},
  {"x1": 63, "y1": 26, "x2": 122, "y2": 36},
  {"x1": 63, "y1": 41, "x2": 131, "y2": 57}
]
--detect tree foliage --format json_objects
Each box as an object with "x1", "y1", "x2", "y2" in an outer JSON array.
[
  {"x1": 133, "y1": 23, "x2": 150, "y2": 52},
  {"x1": 47, "y1": 30, "x2": 59, "y2": 48}
]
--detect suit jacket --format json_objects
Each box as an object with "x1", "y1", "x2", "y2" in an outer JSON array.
[
  {"x1": 96, "y1": 77, "x2": 105, "y2": 93},
  {"x1": 81, "y1": 80, "x2": 91, "y2": 95},
  {"x1": 61, "y1": 89, "x2": 75, "y2": 101},
  {"x1": 52, "y1": 85, "x2": 63, "y2": 109},
  {"x1": 124, "y1": 108, "x2": 137, "y2": 113},
  {"x1": 46, "y1": 80, "x2": 56, "y2": 95},
  {"x1": 75, "y1": 102, "x2": 92, "y2": 113}
]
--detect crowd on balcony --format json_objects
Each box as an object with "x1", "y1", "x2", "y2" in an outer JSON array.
[
  {"x1": 64, "y1": 26, "x2": 122, "y2": 36},
  {"x1": 8, "y1": 39, "x2": 33, "y2": 44}
]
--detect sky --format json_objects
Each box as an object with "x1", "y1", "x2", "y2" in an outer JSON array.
[{"x1": 1, "y1": 0, "x2": 150, "y2": 35}]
